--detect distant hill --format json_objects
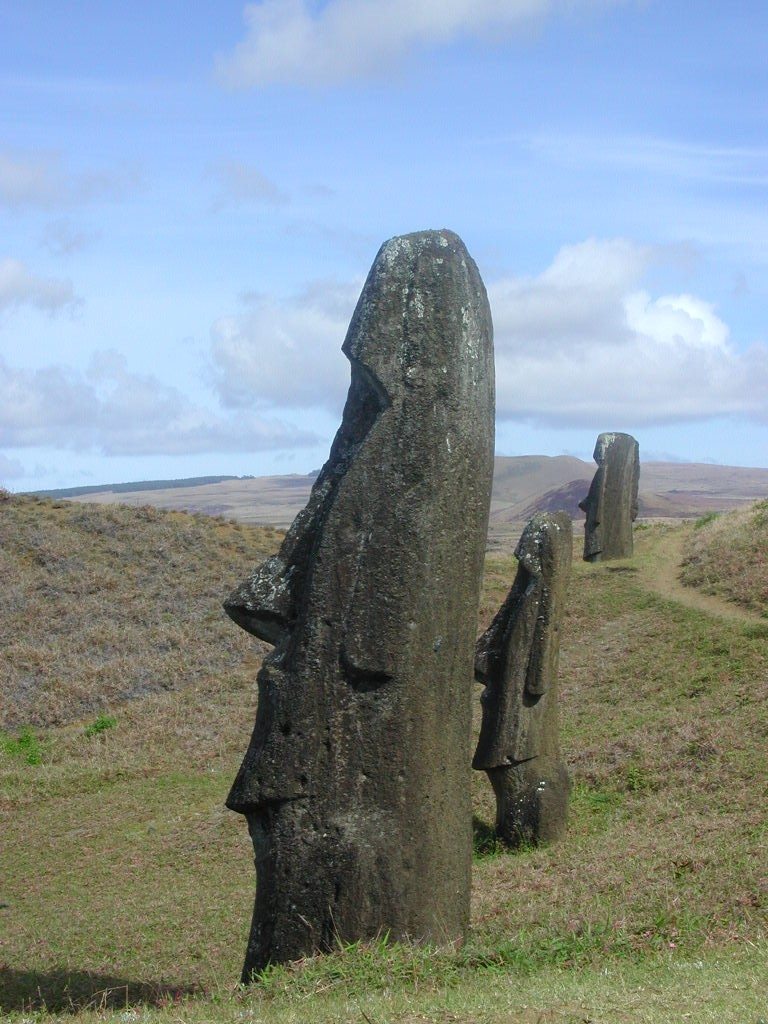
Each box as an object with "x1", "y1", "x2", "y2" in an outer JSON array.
[
  {"x1": 489, "y1": 455, "x2": 590, "y2": 525},
  {"x1": 32, "y1": 475, "x2": 250, "y2": 499},
  {"x1": 30, "y1": 456, "x2": 768, "y2": 537},
  {"x1": 518, "y1": 479, "x2": 591, "y2": 521}
]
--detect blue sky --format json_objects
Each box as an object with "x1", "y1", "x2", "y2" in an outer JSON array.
[{"x1": 1, "y1": 0, "x2": 767, "y2": 490}]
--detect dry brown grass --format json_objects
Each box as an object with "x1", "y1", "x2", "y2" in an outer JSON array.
[
  {"x1": 473, "y1": 531, "x2": 768, "y2": 959},
  {"x1": 680, "y1": 499, "x2": 768, "y2": 615},
  {"x1": 0, "y1": 491, "x2": 278, "y2": 729},
  {"x1": 1, "y1": 503, "x2": 766, "y2": 1021}
]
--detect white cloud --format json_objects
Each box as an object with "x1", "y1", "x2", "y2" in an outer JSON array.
[
  {"x1": 210, "y1": 161, "x2": 289, "y2": 208},
  {"x1": 489, "y1": 238, "x2": 768, "y2": 425},
  {"x1": 211, "y1": 279, "x2": 360, "y2": 409},
  {"x1": 217, "y1": 0, "x2": 628, "y2": 87},
  {"x1": 490, "y1": 237, "x2": 653, "y2": 347},
  {"x1": 0, "y1": 258, "x2": 78, "y2": 314},
  {"x1": 209, "y1": 236, "x2": 768, "y2": 429},
  {"x1": 0, "y1": 150, "x2": 138, "y2": 210},
  {"x1": 0, "y1": 352, "x2": 318, "y2": 456}
]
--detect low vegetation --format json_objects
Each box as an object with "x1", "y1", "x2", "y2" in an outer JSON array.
[
  {"x1": 0, "y1": 490, "x2": 278, "y2": 729},
  {"x1": 1, "y1": 501, "x2": 766, "y2": 1022},
  {"x1": 680, "y1": 499, "x2": 768, "y2": 615}
]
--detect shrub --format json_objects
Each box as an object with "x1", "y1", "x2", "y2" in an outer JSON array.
[
  {"x1": 693, "y1": 511, "x2": 721, "y2": 530},
  {"x1": 1, "y1": 727, "x2": 43, "y2": 765},
  {"x1": 84, "y1": 714, "x2": 118, "y2": 738}
]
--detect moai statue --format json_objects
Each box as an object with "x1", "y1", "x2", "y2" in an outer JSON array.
[
  {"x1": 579, "y1": 432, "x2": 640, "y2": 562},
  {"x1": 473, "y1": 511, "x2": 572, "y2": 847},
  {"x1": 224, "y1": 230, "x2": 495, "y2": 979}
]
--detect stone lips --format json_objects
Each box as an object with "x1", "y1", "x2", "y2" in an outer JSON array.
[{"x1": 224, "y1": 229, "x2": 495, "y2": 976}]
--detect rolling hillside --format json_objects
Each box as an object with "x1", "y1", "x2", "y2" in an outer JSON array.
[
  {"x1": 1, "y1": 493, "x2": 766, "y2": 1022},
  {"x1": 35, "y1": 457, "x2": 768, "y2": 536},
  {"x1": 0, "y1": 492, "x2": 277, "y2": 730}
]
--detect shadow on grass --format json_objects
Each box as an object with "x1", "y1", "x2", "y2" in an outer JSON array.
[
  {"x1": 472, "y1": 814, "x2": 503, "y2": 858},
  {"x1": 0, "y1": 967, "x2": 200, "y2": 1013}
]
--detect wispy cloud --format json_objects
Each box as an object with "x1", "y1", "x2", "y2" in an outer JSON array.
[
  {"x1": 40, "y1": 219, "x2": 99, "y2": 256},
  {"x1": 0, "y1": 258, "x2": 78, "y2": 315},
  {"x1": 527, "y1": 133, "x2": 768, "y2": 188},
  {"x1": 209, "y1": 160, "x2": 289, "y2": 209},
  {"x1": 0, "y1": 150, "x2": 139, "y2": 211},
  {"x1": 209, "y1": 236, "x2": 768, "y2": 428},
  {"x1": 210, "y1": 278, "x2": 359, "y2": 409},
  {"x1": 0, "y1": 351, "x2": 318, "y2": 456},
  {"x1": 216, "y1": 0, "x2": 630, "y2": 88}
]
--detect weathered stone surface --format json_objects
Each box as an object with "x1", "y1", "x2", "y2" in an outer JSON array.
[
  {"x1": 473, "y1": 511, "x2": 572, "y2": 847},
  {"x1": 224, "y1": 229, "x2": 495, "y2": 978},
  {"x1": 579, "y1": 432, "x2": 640, "y2": 562}
]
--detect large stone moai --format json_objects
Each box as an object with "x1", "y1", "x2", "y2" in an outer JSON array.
[
  {"x1": 579, "y1": 432, "x2": 640, "y2": 562},
  {"x1": 224, "y1": 230, "x2": 495, "y2": 980},
  {"x1": 473, "y1": 511, "x2": 572, "y2": 847}
]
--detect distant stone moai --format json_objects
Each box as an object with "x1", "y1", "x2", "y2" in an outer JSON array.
[
  {"x1": 224, "y1": 230, "x2": 495, "y2": 979},
  {"x1": 473, "y1": 511, "x2": 572, "y2": 847},
  {"x1": 579, "y1": 432, "x2": 640, "y2": 562}
]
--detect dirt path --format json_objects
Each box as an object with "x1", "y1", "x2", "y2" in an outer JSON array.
[{"x1": 633, "y1": 526, "x2": 763, "y2": 625}]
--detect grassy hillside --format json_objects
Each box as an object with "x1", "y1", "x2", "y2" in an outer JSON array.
[
  {"x1": 0, "y1": 490, "x2": 278, "y2": 729},
  {"x1": 680, "y1": 500, "x2": 768, "y2": 616},
  {"x1": 1, "y1": 503, "x2": 767, "y2": 1022}
]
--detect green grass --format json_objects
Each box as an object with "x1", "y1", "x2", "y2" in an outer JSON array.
[
  {"x1": 83, "y1": 714, "x2": 118, "y2": 738},
  {"x1": 693, "y1": 510, "x2": 722, "y2": 530},
  {"x1": 2, "y1": 946, "x2": 766, "y2": 1022},
  {"x1": 1, "y1": 726, "x2": 44, "y2": 765},
  {"x1": 1, "y1": 506, "x2": 767, "y2": 1022}
]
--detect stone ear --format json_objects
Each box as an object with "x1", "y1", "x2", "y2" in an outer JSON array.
[{"x1": 338, "y1": 543, "x2": 397, "y2": 686}]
